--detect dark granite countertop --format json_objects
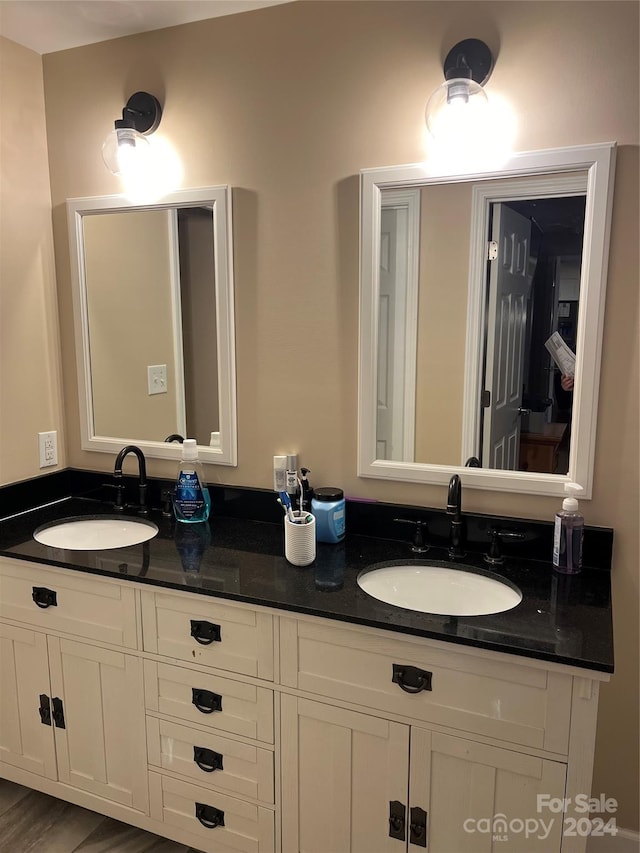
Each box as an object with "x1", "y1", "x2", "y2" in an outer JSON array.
[{"x1": 0, "y1": 496, "x2": 614, "y2": 674}]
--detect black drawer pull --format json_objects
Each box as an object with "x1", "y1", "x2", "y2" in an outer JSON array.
[
  {"x1": 32, "y1": 587, "x2": 57, "y2": 609},
  {"x1": 38, "y1": 694, "x2": 51, "y2": 726},
  {"x1": 191, "y1": 688, "x2": 222, "y2": 714},
  {"x1": 193, "y1": 746, "x2": 224, "y2": 772},
  {"x1": 195, "y1": 802, "x2": 225, "y2": 829},
  {"x1": 389, "y1": 800, "x2": 406, "y2": 841},
  {"x1": 392, "y1": 664, "x2": 432, "y2": 694},
  {"x1": 190, "y1": 620, "x2": 221, "y2": 645},
  {"x1": 52, "y1": 697, "x2": 65, "y2": 729},
  {"x1": 410, "y1": 806, "x2": 428, "y2": 847}
]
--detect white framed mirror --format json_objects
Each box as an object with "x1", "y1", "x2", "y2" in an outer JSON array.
[
  {"x1": 359, "y1": 143, "x2": 616, "y2": 497},
  {"x1": 67, "y1": 185, "x2": 237, "y2": 465}
]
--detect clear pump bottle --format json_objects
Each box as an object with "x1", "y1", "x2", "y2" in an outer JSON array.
[
  {"x1": 173, "y1": 439, "x2": 211, "y2": 523},
  {"x1": 553, "y1": 483, "x2": 584, "y2": 574}
]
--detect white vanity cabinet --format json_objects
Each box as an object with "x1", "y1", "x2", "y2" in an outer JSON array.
[
  {"x1": 0, "y1": 558, "x2": 148, "y2": 812},
  {"x1": 0, "y1": 555, "x2": 606, "y2": 853},
  {"x1": 279, "y1": 616, "x2": 602, "y2": 853}
]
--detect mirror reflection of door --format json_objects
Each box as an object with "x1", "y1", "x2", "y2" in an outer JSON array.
[
  {"x1": 481, "y1": 204, "x2": 532, "y2": 469},
  {"x1": 376, "y1": 192, "x2": 419, "y2": 461},
  {"x1": 375, "y1": 181, "x2": 586, "y2": 474},
  {"x1": 481, "y1": 196, "x2": 586, "y2": 474},
  {"x1": 177, "y1": 207, "x2": 219, "y2": 446}
]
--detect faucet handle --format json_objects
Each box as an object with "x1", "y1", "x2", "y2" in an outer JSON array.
[
  {"x1": 161, "y1": 488, "x2": 175, "y2": 518},
  {"x1": 484, "y1": 527, "x2": 525, "y2": 566},
  {"x1": 393, "y1": 518, "x2": 430, "y2": 554}
]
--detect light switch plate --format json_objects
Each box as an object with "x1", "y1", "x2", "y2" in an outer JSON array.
[{"x1": 148, "y1": 364, "x2": 167, "y2": 395}]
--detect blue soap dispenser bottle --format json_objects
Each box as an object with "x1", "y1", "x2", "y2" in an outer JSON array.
[
  {"x1": 553, "y1": 483, "x2": 584, "y2": 574},
  {"x1": 173, "y1": 439, "x2": 211, "y2": 523}
]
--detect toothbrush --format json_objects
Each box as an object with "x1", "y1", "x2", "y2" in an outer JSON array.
[
  {"x1": 297, "y1": 477, "x2": 303, "y2": 514},
  {"x1": 279, "y1": 491, "x2": 296, "y2": 523}
]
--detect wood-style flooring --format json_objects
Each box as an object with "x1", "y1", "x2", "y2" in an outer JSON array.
[{"x1": 0, "y1": 778, "x2": 204, "y2": 853}]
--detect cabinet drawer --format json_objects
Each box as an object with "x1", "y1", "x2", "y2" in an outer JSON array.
[
  {"x1": 141, "y1": 590, "x2": 274, "y2": 680},
  {"x1": 146, "y1": 716, "x2": 274, "y2": 803},
  {"x1": 280, "y1": 618, "x2": 572, "y2": 754},
  {"x1": 144, "y1": 660, "x2": 274, "y2": 744},
  {"x1": 0, "y1": 558, "x2": 137, "y2": 648},
  {"x1": 149, "y1": 770, "x2": 274, "y2": 853}
]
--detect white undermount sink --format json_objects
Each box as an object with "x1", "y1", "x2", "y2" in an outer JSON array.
[
  {"x1": 34, "y1": 516, "x2": 158, "y2": 551},
  {"x1": 357, "y1": 560, "x2": 522, "y2": 617}
]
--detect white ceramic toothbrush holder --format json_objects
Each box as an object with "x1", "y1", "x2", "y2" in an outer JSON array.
[{"x1": 284, "y1": 513, "x2": 316, "y2": 567}]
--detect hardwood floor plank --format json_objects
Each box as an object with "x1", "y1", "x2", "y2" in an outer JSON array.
[
  {"x1": 0, "y1": 788, "x2": 103, "y2": 853},
  {"x1": 0, "y1": 778, "x2": 31, "y2": 817},
  {"x1": 0, "y1": 780, "x2": 203, "y2": 853},
  {"x1": 72, "y1": 816, "x2": 191, "y2": 852}
]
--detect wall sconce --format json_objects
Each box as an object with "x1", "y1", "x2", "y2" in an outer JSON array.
[
  {"x1": 102, "y1": 91, "x2": 162, "y2": 177},
  {"x1": 424, "y1": 39, "x2": 515, "y2": 172}
]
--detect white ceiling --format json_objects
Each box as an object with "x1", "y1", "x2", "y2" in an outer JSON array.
[{"x1": 0, "y1": 0, "x2": 293, "y2": 54}]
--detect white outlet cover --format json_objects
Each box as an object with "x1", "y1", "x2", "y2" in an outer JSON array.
[{"x1": 38, "y1": 430, "x2": 58, "y2": 468}]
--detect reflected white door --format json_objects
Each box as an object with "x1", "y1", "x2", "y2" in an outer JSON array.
[
  {"x1": 377, "y1": 192, "x2": 419, "y2": 462},
  {"x1": 482, "y1": 205, "x2": 532, "y2": 469},
  {"x1": 377, "y1": 207, "x2": 408, "y2": 460}
]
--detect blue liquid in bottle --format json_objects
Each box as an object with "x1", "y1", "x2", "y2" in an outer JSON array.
[{"x1": 173, "y1": 439, "x2": 211, "y2": 524}]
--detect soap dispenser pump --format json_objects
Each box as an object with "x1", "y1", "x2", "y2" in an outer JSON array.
[{"x1": 553, "y1": 483, "x2": 584, "y2": 574}]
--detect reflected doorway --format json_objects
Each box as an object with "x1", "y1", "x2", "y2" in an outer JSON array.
[{"x1": 480, "y1": 195, "x2": 586, "y2": 474}]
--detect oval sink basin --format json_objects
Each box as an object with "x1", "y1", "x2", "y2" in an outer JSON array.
[
  {"x1": 34, "y1": 516, "x2": 158, "y2": 551},
  {"x1": 357, "y1": 560, "x2": 522, "y2": 616}
]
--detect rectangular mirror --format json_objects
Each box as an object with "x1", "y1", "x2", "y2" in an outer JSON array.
[
  {"x1": 68, "y1": 185, "x2": 236, "y2": 465},
  {"x1": 359, "y1": 143, "x2": 616, "y2": 497}
]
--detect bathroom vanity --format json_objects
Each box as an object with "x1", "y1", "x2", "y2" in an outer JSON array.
[{"x1": 0, "y1": 492, "x2": 614, "y2": 853}]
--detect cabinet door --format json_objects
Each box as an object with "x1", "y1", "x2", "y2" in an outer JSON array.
[
  {"x1": 47, "y1": 636, "x2": 149, "y2": 813},
  {"x1": 281, "y1": 695, "x2": 409, "y2": 853},
  {"x1": 409, "y1": 729, "x2": 566, "y2": 853},
  {"x1": 0, "y1": 622, "x2": 56, "y2": 779}
]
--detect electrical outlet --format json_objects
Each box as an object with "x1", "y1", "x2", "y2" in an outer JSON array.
[
  {"x1": 148, "y1": 364, "x2": 168, "y2": 395},
  {"x1": 38, "y1": 431, "x2": 58, "y2": 468}
]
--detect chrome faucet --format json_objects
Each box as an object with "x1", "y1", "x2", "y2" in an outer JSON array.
[
  {"x1": 446, "y1": 474, "x2": 466, "y2": 560},
  {"x1": 113, "y1": 445, "x2": 148, "y2": 515}
]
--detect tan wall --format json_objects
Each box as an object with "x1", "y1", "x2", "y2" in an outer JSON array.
[
  {"x1": 0, "y1": 37, "x2": 65, "y2": 482},
  {"x1": 1, "y1": 0, "x2": 637, "y2": 827},
  {"x1": 83, "y1": 209, "x2": 178, "y2": 441},
  {"x1": 415, "y1": 183, "x2": 471, "y2": 464}
]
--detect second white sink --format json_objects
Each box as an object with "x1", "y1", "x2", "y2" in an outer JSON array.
[
  {"x1": 357, "y1": 561, "x2": 522, "y2": 616},
  {"x1": 34, "y1": 516, "x2": 158, "y2": 551}
]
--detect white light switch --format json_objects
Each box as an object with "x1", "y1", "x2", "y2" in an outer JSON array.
[{"x1": 148, "y1": 364, "x2": 168, "y2": 395}]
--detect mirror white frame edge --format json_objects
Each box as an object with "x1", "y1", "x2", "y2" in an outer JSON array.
[
  {"x1": 67, "y1": 185, "x2": 237, "y2": 466},
  {"x1": 359, "y1": 142, "x2": 617, "y2": 498}
]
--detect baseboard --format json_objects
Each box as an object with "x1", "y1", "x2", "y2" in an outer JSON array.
[{"x1": 587, "y1": 827, "x2": 640, "y2": 853}]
